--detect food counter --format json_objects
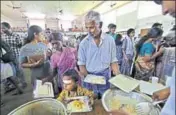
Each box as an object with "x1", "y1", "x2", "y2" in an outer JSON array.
[{"x1": 8, "y1": 75, "x2": 165, "y2": 115}]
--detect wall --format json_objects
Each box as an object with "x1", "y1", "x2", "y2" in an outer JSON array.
[
  {"x1": 101, "y1": 10, "x2": 117, "y2": 32},
  {"x1": 101, "y1": 1, "x2": 138, "y2": 32},
  {"x1": 13, "y1": 19, "x2": 27, "y2": 28},
  {"x1": 29, "y1": 19, "x2": 45, "y2": 29},
  {"x1": 59, "y1": 20, "x2": 72, "y2": 31},
  {"x1": 1, "y1": 14, "x2": 15, "y2": 26},
  {"x1": 1, "y1": 14, "x2": 28, "y2": 28},
  {"x1": 45, "y1": 19, "x2": 59, "y2": 30},
  {"x1": 100, "y1": 1, "x2": 175, "y2": 36},
  {"x1": 72, "y1": 16, "x2": 84, "y2": 29},
  {"x1": 116, "y1": 10, "x2": 138, "y2": 32},
  {"x1": 136, "y1": 14, "x2": 175, "y2": 35}
]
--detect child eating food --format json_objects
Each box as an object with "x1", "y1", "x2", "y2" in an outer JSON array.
[{"x1": 57, "y1": 69, "x2": 94, "y2": 105}]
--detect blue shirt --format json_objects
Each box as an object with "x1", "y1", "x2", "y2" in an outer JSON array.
[
  {"x1": 122, "y1": 36, "x2": 135, "y2": 56},
  {"x1": 161, "y1": 76, "x2": 175, "y2": 115},
  {"x1": 78, "y1": 33, "x2": 117, "y2": 73},
  {"x1": 139, "y1": 43, "x2": 155, "y2": 56}
]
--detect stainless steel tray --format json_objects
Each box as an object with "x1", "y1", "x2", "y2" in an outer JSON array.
[
  {"x1": 8, "y1": 98, "x2": 67, "y2": 115},
  {"x1": 102, "y1": 88, "x2": 161, "y2": 115}
]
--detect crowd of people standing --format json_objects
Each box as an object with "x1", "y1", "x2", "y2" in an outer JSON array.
[{"x1": 0, "y1": 0, "x2": 175, "y2": 115}]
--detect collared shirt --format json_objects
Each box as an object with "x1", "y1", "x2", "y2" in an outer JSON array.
[
  {"x1": 78, "y1": 32, "x2": 117, "y2": 73},
  {"x1": 109, "y1": 33, "x2": 117, "y2": 40},
  {"x1": 2, "y1": 32, "x2": 23, "y2": 58},
  {"x1": 122, "y1": 35, "x2": 135, "y2": 56},
  {"x1": 161, "y1": 76, "x2": 175, "y2": 115}
]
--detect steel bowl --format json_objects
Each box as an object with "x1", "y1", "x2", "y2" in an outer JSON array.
[
  {"x1": 8, "y1": 98, "x2": 68, "y2": 115},
  {"x1": 102, "y1": 88, "x2": 161, "y2": 115}
]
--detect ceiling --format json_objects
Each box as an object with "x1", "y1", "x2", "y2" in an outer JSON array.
[{"x1": 1, "y1": 1, "x2": 131, "y2": 20}]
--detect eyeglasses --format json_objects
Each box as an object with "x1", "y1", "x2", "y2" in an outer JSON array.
[{"x1": 153, "y1": 0, "x2": 162, "y2": 5}]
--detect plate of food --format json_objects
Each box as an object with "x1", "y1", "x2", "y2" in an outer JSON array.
[
  {"x1": 84, "y1": 74, "x2": 106, "y2": 85},
  {"x1": 108, "y1": 96, "x2": 138, "y2": 115},
  {"x1": 66, "y1": 96, "x2": 92, "y2": 113}
]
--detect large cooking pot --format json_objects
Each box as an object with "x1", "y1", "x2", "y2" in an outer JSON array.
[
  {"x1": 8, "y1": 98, "x2": 68, "y2": 115},
  {"x1": 102, "y1": 88, "x2": 161, "y2": 115}
]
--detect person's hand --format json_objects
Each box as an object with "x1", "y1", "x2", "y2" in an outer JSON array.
[
  {"x1": 64, "y1": 99, "x2": 73, "y2": 104},
  {"x1": 34, "y1": 58, "x2": 44, "y2": 67},
  {"x1": 79, "y1": 72, "x2": 86, "y2": 79},
  {"x1": 113, "y1": 69, "x2": 121, "y2": 76},
  {"x1": 41, "y1": 77, "x2": 49, "y2": 85},
  {"x1": 88, "y1": 99, "x2": 94, "y2": 108},
  {"x1": 158, "y1": 47, "x2": 164, "y2": 53},
  {"x1": 46, "y1": 49, "x2": 52, "y2": 57},
  {"x1": 142, "y1": 56, "x2": 151, "y2": 62},
  {"x1": 152, "y1": 88, "x2": 170, "y2": 101},
  {"x1": 28, "y1": 58, "x2": 36, "y2": 63},
  {"x1": 108, "y1": 110, "x2": 129, "y2": 115},
  {"x1": 124, "y1": 56, "x2": 129, "y2": 63}
]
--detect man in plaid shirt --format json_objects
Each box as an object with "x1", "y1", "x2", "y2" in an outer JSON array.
[{"x1": 1, "y1": 22, "x2": 27, "y2": 91}]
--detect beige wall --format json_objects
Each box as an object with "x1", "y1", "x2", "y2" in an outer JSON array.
[{"x1": 1, "y1": 14, "x2": 15, "y2": 26}]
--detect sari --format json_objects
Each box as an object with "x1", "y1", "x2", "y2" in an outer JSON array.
[
  {"x1": 51, "y1": 47, "x2": 77, "y2": 88},
  {"x1": 135, "y1": 42, "x2": 155, "y2": 81}
]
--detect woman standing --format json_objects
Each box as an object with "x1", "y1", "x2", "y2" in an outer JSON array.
[
  {"x1": 121, "y1": 28, "x2": 135, "y2": 76},
  {"x1": 135, "y1": 27, "x2": 163, "y2": 81},
  {"x1": 19, "y1": 25, "x2": 50, "y2": 85},
  {"x1": 42, "y1": 32, "x2": 77, "y2": 93}
]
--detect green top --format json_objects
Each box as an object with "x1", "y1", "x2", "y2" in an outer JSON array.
[{"x1": 109, "y1": 33, "x2": 117, "y2": 40}]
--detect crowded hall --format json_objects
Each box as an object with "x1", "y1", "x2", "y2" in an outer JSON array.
[{"x1": 0, "y1": 0, "x2": 175, "y2": 115}]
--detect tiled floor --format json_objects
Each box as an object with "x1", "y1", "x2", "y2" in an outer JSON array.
[{"x1": 1, "y1": 69, "x2": 34, "y2": 115}]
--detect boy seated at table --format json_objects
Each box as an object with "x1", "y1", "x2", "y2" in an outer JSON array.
[{"x1": 57, "y1": 69, "x2": 94, "y2": 105}]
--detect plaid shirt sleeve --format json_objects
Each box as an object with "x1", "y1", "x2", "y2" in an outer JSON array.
[
  {"x1": 15, "y1": 34, "x2": 23, "y2": 48},
  {"x1": 3, "y1": 33, "x2": 23, "y2": 58}
]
